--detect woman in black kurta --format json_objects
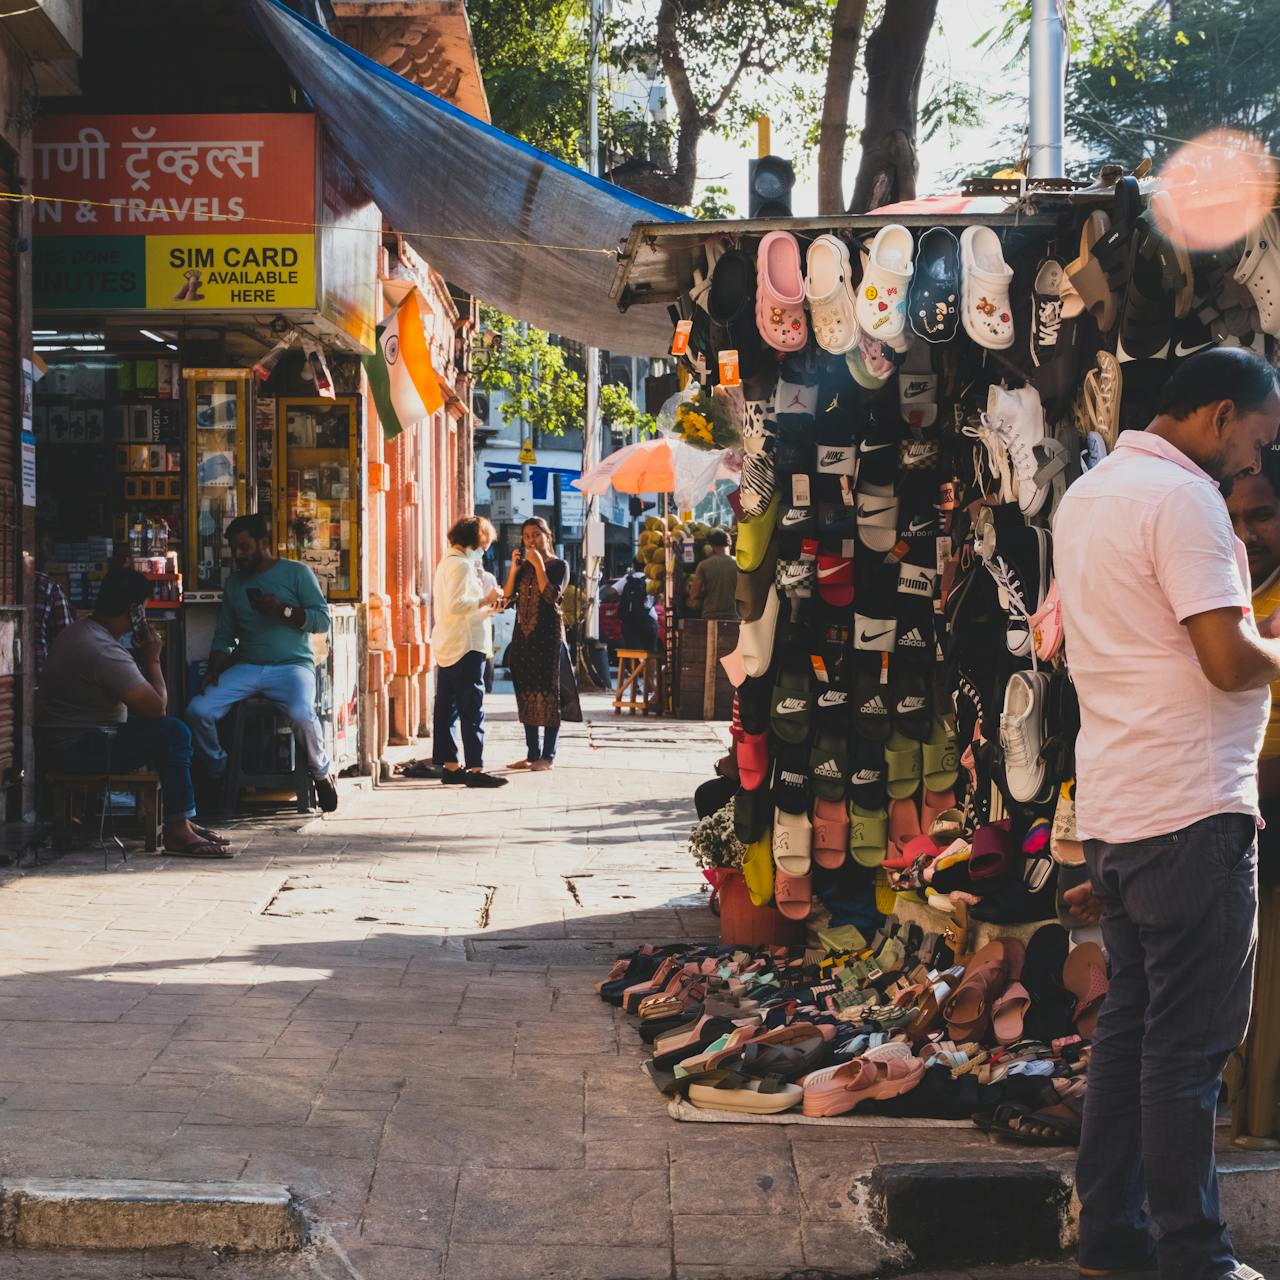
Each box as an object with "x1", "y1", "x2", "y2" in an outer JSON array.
[{"x1": 504, "y1": 517, "x2": 569, "y2": 771}]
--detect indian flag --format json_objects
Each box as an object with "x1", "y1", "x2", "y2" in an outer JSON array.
[{"x1": 363, "y1": 289, "x2": 444, "y2": 439}]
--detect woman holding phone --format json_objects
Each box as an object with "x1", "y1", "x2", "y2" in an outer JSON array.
[{"x1": 503, "y1": 517, "x2": 575, "y2": 771}]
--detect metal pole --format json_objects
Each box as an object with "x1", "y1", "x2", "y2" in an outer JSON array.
[
  {"x1": 1028, "y1": 0, "x2": 1066, "y2": 179},
  {"x1": 583, "y1": 0, "x2": 604, "y2": 641}
]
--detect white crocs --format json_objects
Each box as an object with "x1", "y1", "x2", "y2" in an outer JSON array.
[
  {"x1": 1234, "y1": 211, "x2": 1280, "y2": 338},
  {"x1": 856, "y1": 224, "x2": 914, "y2": 351},
  {"x1": 805, "y1": 234, "x2": 861, "y2": 354},
  {"x1": 960, "y1": 225, "x2": 1015, "y2": 349}
]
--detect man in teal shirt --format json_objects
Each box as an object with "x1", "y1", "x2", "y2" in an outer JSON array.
[{"x1": 185, "y1": 513, "x2": 338, "y2": 812}]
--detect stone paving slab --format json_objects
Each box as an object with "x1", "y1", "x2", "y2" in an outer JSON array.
[{"x1": 1, "y1": 691, "x2": 1276, "y2": 1280}]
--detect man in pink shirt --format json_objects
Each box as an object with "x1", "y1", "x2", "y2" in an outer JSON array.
[{"x1": 1055, "y1": 347, "x2": 1280, "y2": 1280}]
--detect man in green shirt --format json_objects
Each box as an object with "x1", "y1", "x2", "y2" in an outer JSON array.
[
  {"x1": 690, "y1": 529, "x2": 737, "y2": 618},
  {"x1": 185, "y1": 514, "x2": 338, "y2": 812}
]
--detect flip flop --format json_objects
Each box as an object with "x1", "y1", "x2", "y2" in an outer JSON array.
[
  {"x1": 812, "y1": 796, "x2": 850, "y2": 870},
  {"x1": 922, "y1": 717, "x2": 959, "y2": 792},
  {"x1": 850, "y1": 803, "x2": 889, "y2": 868},
  {"x1": 1063, "y1": 941, "x2": 1109, "y2": 1040},
  {"x1": 809, "y1": 732, "x2": 849, "y2": 803},
  {"x1": 943, "y1": 938, "x2": 1013, "y2": 1042},
  {"x1": 989, "y1": 1091, "x2": 1083, "y2": 1146},
  {"x1": 772, "y1": 807, "x2": 812, "y2": 878},
  {"x1": 688, "y1": 1076, "x2": 803, "y2": 1114},
  {"x1": 1066, "y1": 211, "x2": 1119, "y2": 333},
  {"x1": 741, "y1": 829, "x2": 775, "y2": 907},
  {"x1": 888, "y1": 796, "x2": 922, "y2": 860},
  {"x1": 909, "y1": 226, "x2": 961, "y2": 343},
  {"x1": 885, "y1": 730, "x2": 923, "y2": 800},
  {"x1": 992, "y1": 981, "x2": 1031, "y2": 1045},
  {"x1": 191, "y1": 824, "x2": 231, "y2": 846},
  {"x1": 164, "y1": 840, "x2": 234, "y2": 860},
  {"x1": 773, "y1": 867, "x2": 813, "y2": 922}
]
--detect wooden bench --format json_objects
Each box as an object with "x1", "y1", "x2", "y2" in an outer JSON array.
[
  {"x1": 613, "y1": 648, "x2": 663, "y2": 715},
  {"x1": 44, "y1": 769, "x2": 162, "y2": 853}
]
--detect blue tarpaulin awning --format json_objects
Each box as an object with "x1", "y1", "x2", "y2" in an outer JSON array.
[{"x1": 248, "y1": 0, "x2": 688, "y2": 355}]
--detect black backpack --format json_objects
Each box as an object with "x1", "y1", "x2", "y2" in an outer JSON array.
[{"x1": 620, "y1": 572, "x2": 649, "y2": 628}]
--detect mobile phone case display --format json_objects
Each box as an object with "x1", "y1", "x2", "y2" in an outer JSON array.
[
  {"x1": 185, "y1": 370, "x2": 252, "y2": 594},
  {"x1": 276, "y1": 397, "x2": 360, "y2": 601}
]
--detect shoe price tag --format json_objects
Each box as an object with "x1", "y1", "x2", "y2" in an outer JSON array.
[
  {"x1": 840, "y1": 474, "x2": 857, "y2": 506},
  {"x1": 671, "y1": 319, "x2": 693, "y2": 356},
  {"x1": 884, "y1": 539, "x2": 909, "y2": 564},
  {"x1": 718, "y1": 349, "x2": 741, "y2": 387},
  {"x1": 880, "y1": 651, "x2": 890, "y2": 685},
  {"x1": 810, "y1": 654, "x2": 830, "y2": 683},
  {"x1": 791, "y1": 473, "x2": 811, "y2": 506},
  {"x1": 935, "y1": 536, "x2": 952, "y2": 576}
]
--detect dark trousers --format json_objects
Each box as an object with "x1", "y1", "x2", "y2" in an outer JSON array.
[
  {"x1": 524, "y1": 723, "x2": 559, "y2": 763},
  {"x1": 433, "y1": 651, "x2": 486, "y2": 770},
  {"x1": 51, "y1": 717, "x2": 196, "y2": 822},
  {"x1": 1077, "y1": 813, "x2": 1259, "y2": 1280}
]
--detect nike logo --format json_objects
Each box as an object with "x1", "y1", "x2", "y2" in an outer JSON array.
[
  {"x1": 897, "y1": 695, "x2": 927, "y2": 711},
  {"x1": 783, "y1": 393, "x2": 806, "y2": 410},
  {"x1": 858, "y1": 627, "x2": 895, "y2": 644},
  {"x1": 1174, "y1": 338, "x2": 1215, "y2": 358},
  {"x1": 858, "y1": 504, "x2": 896, "y2": 519},
  {"x1": 775, "y1": 698, "x2": 809, "y2": 714},
  {"x1": 851, "y1": 769, "x2": 883, "y2": 784},
  {"x1": 818, "y1": 691, "x2": 848, "y2": 708},
  {"x1": 817, "y1": 563, "x2": 850, "y2": 580},
  {"x1": 818, "y1": 448, "x2": 854, "y2": 468},
  {"x1": 781, "y1": 510, "x2": 811, "y2": 526},
  {"x1": 901, "y1": 379, "x2": 932, "y2": 398},
  {"x1": 860, "y1": 441, "x2": 895, "y2": 453},
  {"x1": 907, "y1": 515, "x2": 935, "y2": 532}
]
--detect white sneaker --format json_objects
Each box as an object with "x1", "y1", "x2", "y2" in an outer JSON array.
[
  {"x1": 965, "y1": 390, "x2": 1015, "y2": 504},
  {"x1": 1000, "y1": 670, "x2": 1051, "y2": 804},
  {"x1": 990, "y1": 384, "x2": 1050, "y2": 517}
]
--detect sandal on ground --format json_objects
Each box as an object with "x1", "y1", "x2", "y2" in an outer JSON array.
[
  {"x1": 688, "y1": 1072, "x2": 803, "y2": 1114},
  {"x1": 989, "y1": 1091, "x2": 1083, "y2": 1146},
  {"x1": 164, "y1": 839, "x2": 234, "y2": 860},
  {"x1": 191, "y1": 824, "x2": 230, "y2": 846}
]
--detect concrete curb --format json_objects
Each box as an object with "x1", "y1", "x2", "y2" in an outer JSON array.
[{"x1": 0, "y1": 1180, "x2": 306, "y2": 1252}]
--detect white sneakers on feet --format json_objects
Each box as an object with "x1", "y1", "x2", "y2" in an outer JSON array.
[{"x1": 1000, "y1": 670, "x2": 1051, "y2": 804}]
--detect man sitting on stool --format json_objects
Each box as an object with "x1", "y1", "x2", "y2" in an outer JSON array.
[
  {"x1": 186, "y1": 514, "x2": 339, "y2": 812},
  {"x1": 37, "y1": 567, "x2": 229, "y2": 858}
]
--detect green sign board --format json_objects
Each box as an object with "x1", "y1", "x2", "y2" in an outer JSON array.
[{"x1": 33, "y1": 236, "x2": 146, "y2": 309}]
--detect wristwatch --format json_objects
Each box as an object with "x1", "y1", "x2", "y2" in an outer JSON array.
[{"x1": 283, "y1": 606, "x2": 296, "y2": 621}]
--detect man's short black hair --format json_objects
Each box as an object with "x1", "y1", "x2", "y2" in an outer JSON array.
[
  {"x1": 95, "y1": 567, "x2": 152, "y2": 616},
  {"x1": 709, "y1": 528, "x2": 730, "y2": 549},
  {"x1": 225, "y1": 513, "x2": 270, "y2": 544},
  {"x1": 1156, "y1": 347, "x2": 1280, "y2": 420}
]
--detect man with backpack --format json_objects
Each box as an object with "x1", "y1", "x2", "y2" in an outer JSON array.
[{"x1": 616, "y1": 556, "x2": 658, "y2": 652}]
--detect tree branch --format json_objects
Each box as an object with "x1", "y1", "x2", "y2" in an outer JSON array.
[{"x1": 817, "y1": 0, "x2": 869, "y2": 214}]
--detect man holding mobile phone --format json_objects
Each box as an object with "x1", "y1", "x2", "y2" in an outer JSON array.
[
  {"x1": 185, "y1": 513, "x2": 338, "y2": 812},
  {"x1": 37, "y1": 568, "x2": 229, "y2": 858}
]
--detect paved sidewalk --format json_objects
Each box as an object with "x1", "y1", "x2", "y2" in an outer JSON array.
[{"x1": 0, "y1": 693, "x2": 1272, "y2": 1280}]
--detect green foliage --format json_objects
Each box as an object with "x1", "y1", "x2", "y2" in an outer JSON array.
[
  {"x1": 472, "y1": 307, "x2": 584, "y2": 437},
  {"x1": 687, "y1": 185, "x2": 738, "y2": 220},
  {"x1": 599, "y1": 382, "x2": 657, "y2": 437},
  {"x1": 473, "y1": 307, "x2": 652, "y2": 439},
  {"x1": 1065, "y1": 0, "x2": 1280, "y2": 171},
  {"x1": 468, "y1": 0, "x2": 590, "y2": 162}
]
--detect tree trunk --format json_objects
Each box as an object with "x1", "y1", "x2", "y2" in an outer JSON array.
[
  {"x1": 847, "y1": 0, "x2": 938, "y2": 213},
  {"x1": 817, "y1": 0, "x2": 870, "y2": 214}
]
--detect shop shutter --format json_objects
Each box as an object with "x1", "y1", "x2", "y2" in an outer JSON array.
[{"x1": 0, "y1": 145, "x2": 20, "y2": 777}]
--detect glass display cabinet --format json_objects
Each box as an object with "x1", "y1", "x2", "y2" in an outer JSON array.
[
  {"x1": 184, "y1": 369, "x2": 252, "y2": 595},
  {"x1": 275, "y1": 396, "x2": 360, "y2": 601}
]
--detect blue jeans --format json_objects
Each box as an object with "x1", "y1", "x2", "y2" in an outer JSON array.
[
  {"x1": 525, "y1": 724, "x2": 559, "y2": 763},
  {"x1": 51, "y1": 717, "x2": 196, "y2": 822},
  {"x1": 1078, "y1": 813, "x2": 1259, "y2": 1280},
  {"x1": 433, "y1": 651, "x2": 486, "y2": 769},
  {"x1": 186, "y1": 662, "x2": 330, "y2": 778}
]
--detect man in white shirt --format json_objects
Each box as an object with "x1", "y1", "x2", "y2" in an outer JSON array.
[
  {"x1": 428, "y1": 516, "x2": 506, "y2": 788},
  {"x1": 1055, "y1": 348, "x2": 1280, "y2": 1280}
]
